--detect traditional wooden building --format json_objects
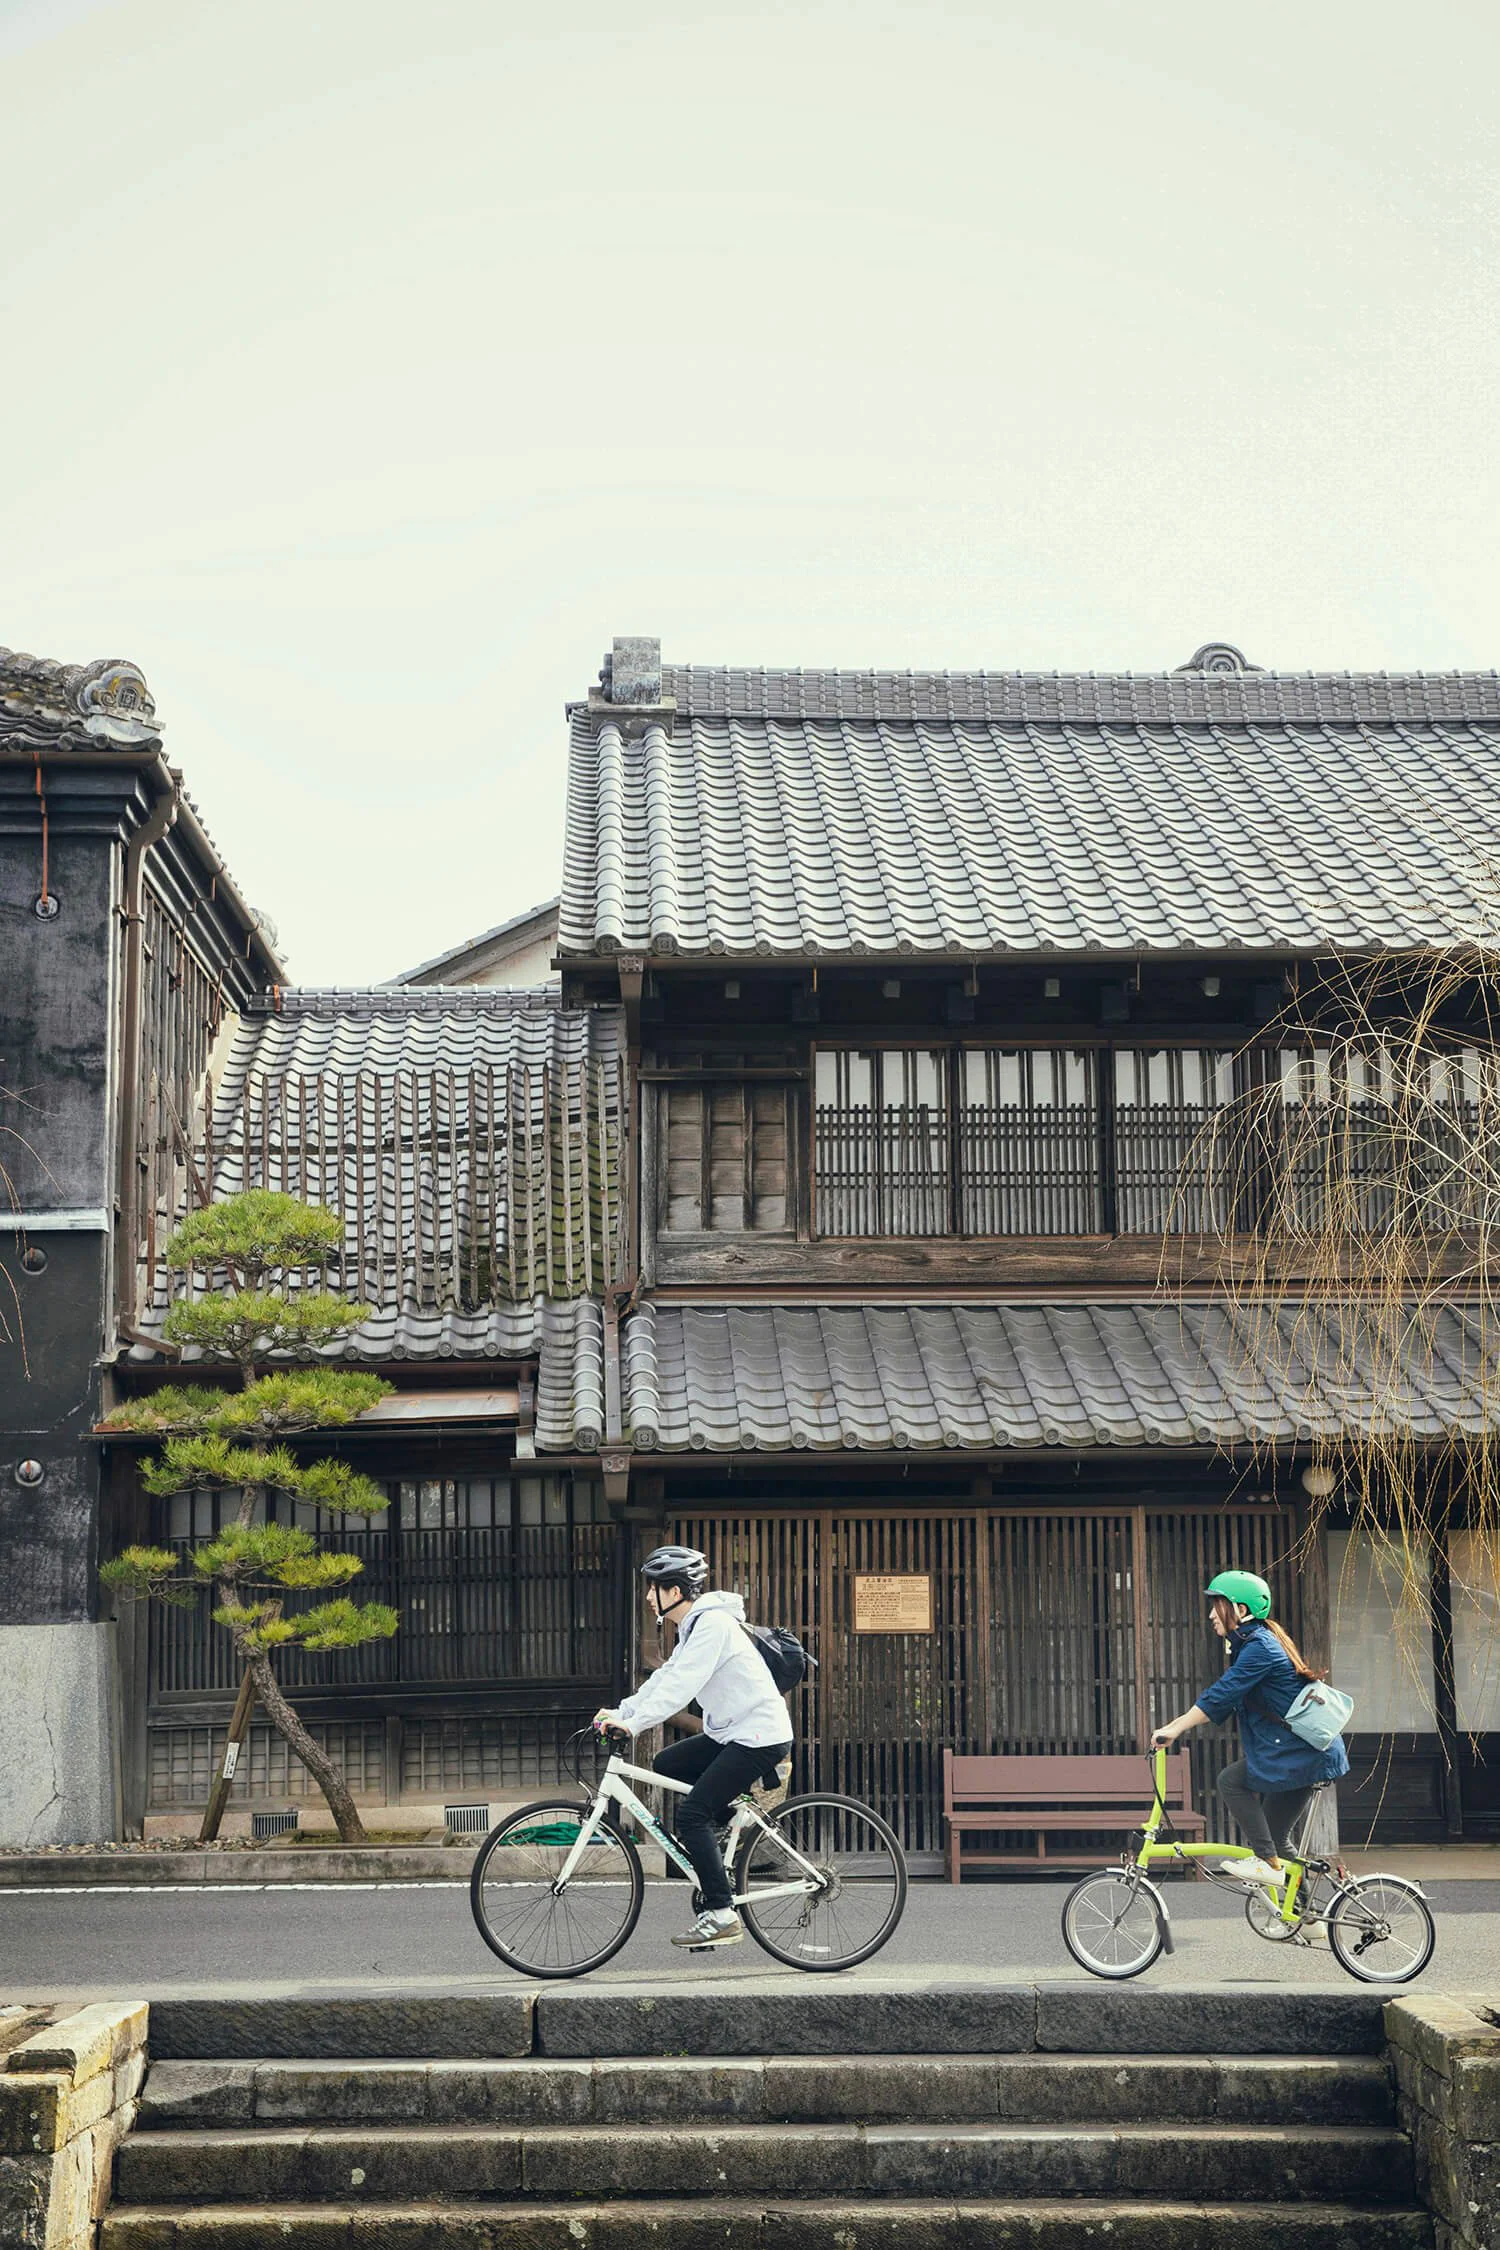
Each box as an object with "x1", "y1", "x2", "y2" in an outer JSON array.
[{"x1": 548, "y1": 637, "x2": 1500, "y2": 1858}]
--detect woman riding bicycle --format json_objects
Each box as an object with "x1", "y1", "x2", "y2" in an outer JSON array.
[
  {"x1": 594, "y1": 1545, "x2": 794, "y2": 1952},
  {"x1": 1150, "y1": 1569, "x2": 1348, "y2": 1889}
]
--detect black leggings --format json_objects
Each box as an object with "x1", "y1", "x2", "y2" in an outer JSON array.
[
  {"x1": 653, "y1": 1734, "x2": 792, "y2": 1912},
  {"x1": 1217, "y1": 1757, "x2": 1316, "y2": 1862}
]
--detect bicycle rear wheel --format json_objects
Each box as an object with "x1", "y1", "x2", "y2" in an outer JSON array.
[
  {"x1": 734, "y1": 1793, "x2": 907, "y2": 1971},
  {"x1": 470, "y1": 1797, "x2": 643, "y2": 1978},
  {"x1": 1062, "y1": 1869, "x2": 1164, "y2": 1979},
  {"x1": 1327, "y1": 1874, "x2": 1435, "y2": 1984}
]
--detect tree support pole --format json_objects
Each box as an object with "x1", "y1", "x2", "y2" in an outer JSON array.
[{"x1": 199, "y1": 1665, "x2": 256, "y2": 1844}]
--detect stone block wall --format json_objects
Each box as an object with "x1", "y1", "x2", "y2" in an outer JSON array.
[
  {"x1": 0, "y1": 2001, "x2": 147, "y2": 2247},
  {"x1": 1388, "y1": 1994, "x2": 1500, "y2": 2250},
  {"x1": 0, "y1": 1624, "x2": 120, "y2": 1847}
]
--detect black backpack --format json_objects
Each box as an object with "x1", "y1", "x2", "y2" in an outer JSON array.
[
  {"x1": 683, "y1": 1609, "x2": 817, "y2": 1692},
  {"x1": 742, "y1": 1621, "x2": 817, "y2": 1693}
]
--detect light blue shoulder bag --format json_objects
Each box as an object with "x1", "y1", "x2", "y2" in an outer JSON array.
[{"x1": 1283, "y1": 1679, "x2": 1355, "y2": 1750}]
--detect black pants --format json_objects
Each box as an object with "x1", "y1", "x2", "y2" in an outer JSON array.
[
  {"x1": 653, "y1": 1734, "x2": 793, "y2": 1912},
  {"x1": 1217, "y1": 1757, "x2": 1317, "y2": 1862}
]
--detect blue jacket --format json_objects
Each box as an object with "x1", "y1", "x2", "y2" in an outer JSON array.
[{"x1": 1197, "y1": 1621, "x2": 1350, "y2": 1792}]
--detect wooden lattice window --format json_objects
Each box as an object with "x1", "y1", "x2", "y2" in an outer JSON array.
[
  {"x1": 1113, "y1": 1048, "x2": 1239, "y2": 1234},
  {"x1": 813, "y1": 1049, "x2": 950, "y2": 1237},
  {"x1": 959, "y1": 1049, "x2": 1101, "y2": 1234}
]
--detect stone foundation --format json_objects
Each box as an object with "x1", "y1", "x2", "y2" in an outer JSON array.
[
  {"x1": 0, "y1": 2002, "x2": 147, "y2": 2247},
  {"x1": 1388, "y1": 1994, "x2": 1500, "y2": 2250},
  {"x1": 0, "y1": 1624, "x2": 118, "y2": 1847}
]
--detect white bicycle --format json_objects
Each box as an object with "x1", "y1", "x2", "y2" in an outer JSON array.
[{"x1": 470, "y1": 1728, "x2": 908, "y2": 1979}]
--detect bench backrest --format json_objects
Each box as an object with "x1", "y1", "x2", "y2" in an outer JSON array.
[{"x1": 943, "y1": 1749, "x2": 1194, "y2": 1811}]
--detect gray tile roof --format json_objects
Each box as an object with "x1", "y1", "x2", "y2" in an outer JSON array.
[
  {"x1": 540, "y1": 1299, "x2": 1499, "y2": 1453},
  {"x1": 656, "y1": 662, "x2": 1500, "y2": 727},
  {"x1": 131, "y1": 989, "x2": 624, "y2": 1365},
  {"x1": 560, "y1": 659, "x2": 1500, "y2": 959},
  {"x1": 214, "y1": 985, "x2": 609, "y2": 1093}
]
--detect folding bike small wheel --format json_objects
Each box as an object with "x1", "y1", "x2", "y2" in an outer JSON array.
[
  {"x1": 1325, "y1": 1873, "x2": 1436, "y2": 1984},
  {"x1": 1244, "y1": 1886, "x2": 1304, "y2": 1942},
  {"x1": 1061, "y1": 1866, "x2": 1165, "y2": 1979},
  {"x1": 470, "y1": 1797, "x2": 644, "y2": 1979}
]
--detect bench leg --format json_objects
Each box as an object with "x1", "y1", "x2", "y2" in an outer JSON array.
[{"x1": 947, "y1": 1829, "x2": 960, "y2": 1884}]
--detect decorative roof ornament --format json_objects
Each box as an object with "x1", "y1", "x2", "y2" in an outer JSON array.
[
  {"x1": 1176, "y1": 643, "x2": 1260, "y2": 675},
  {"x1": 0, "y1": 646, "x2": 160, "y2": 746}
]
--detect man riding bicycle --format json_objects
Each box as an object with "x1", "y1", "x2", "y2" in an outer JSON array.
[{"x1": 594, "y1": 1545, "x2": 794, "y2": 1951}]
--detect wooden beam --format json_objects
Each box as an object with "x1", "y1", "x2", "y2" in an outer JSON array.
[{"x1": 616, "y1": 954, "x2": 646, "y2": 1047}]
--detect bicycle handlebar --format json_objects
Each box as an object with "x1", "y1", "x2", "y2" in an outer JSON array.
[{"x1": 563, "y1": 1725, "x2": 630, "y2": 1792}]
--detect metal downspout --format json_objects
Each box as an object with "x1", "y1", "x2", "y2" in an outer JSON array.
[{"x1": 114, "y1": 764, "x2": 179, "y2": 1329}]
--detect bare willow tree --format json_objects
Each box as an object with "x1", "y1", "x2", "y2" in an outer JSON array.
[{"x1": 1166, "y1": 945, "x2": 1500, "y2": 1728}]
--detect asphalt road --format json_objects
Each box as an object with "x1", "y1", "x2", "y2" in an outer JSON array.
[{"x1": 0, "y1": 1877, "x2": 1491, "y2": 2003}]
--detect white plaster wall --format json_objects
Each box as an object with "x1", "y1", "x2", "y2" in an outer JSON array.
[
  {"x1": 0, "y1": 1623, "x2": 117, "y2": 1846},
  {"x1": 456, "y1": 932, "x2": 558, "y2": 987}
]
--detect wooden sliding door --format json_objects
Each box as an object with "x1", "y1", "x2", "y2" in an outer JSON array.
[{"x1": 673, "y1": 1502, "x2": 1301, "y2": 1857}]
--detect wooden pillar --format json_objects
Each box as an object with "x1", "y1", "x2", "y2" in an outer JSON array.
[
  {"x1": 1429, "y1": 1500, "x2": 1464, "y2": 1840},
  {"x1": 1295, "y1": 1503, "x2": 1340, "y2": 1857}
]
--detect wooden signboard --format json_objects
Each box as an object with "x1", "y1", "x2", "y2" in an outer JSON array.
[{"x1": 852, "y1": 1573, "x2": 934, "y2": 1634}]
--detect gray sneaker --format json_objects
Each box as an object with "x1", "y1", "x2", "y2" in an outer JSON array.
[{"x1": 671, "y1": 1908, "x2": 743, "y2": 1950}]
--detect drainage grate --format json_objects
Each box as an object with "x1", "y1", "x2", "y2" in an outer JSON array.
[
  {"x1": 251, "y1": 1811, "x2": 301, "y2": 1841},
  {"x1": 444, "y1": 1803, "x2": 492, "y2": 1836}
]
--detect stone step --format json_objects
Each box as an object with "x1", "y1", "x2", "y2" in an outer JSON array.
[
  {"x1": 99, "y1": 2196, "x2": 1436, "y2": 2249},
  {"x1": 143, "y1": 1983, "x2": 1390, "y2": 2061},
  {"x1": 115, "y1": 2121, "x2": 1415, "y2": 2206},
  {"x1": 136, "y1": 2051, "x2": 1397, "y2": 2130}
]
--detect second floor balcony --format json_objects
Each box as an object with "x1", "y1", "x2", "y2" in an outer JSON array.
[{"x1": 809, "y1": 1043, "x2": 1499, "y2": 1242}]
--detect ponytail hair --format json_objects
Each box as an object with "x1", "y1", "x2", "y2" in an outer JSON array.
[{"x1": 1263, "y1": 1616, "x2": 1325, "y2": 1682}]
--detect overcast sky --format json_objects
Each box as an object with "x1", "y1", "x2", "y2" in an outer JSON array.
[{"x1": 3, "y1": 0, "x2": 1498, "y2": 982}]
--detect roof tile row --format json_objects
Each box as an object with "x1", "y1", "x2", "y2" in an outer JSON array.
[{"x1": 539, "y1": 1299, "x2": 1500, "y2": 1454}]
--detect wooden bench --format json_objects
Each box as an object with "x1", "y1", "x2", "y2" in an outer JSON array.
[{"x1": 942, "y1": 1750, "x2": 1205, "y2": 1881}]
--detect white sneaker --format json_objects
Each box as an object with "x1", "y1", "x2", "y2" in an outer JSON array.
[{"x1": 1220, "y1": 1855, "x2": 1283, "y2": 1888}]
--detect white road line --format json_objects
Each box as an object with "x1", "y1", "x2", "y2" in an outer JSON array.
[{"x1": 0, "y1": 1881, "x2": 470, "y2": 1896}]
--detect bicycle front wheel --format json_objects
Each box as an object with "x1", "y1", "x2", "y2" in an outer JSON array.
[
  {"x1": 734, "y1": 1793, "x2": 907, "y2": 1971},
  {"x1": 1327, "y1": 1874, "x2": 1436, "y2": 1985},
  {"x1": 1062, "y1": 1870, "x2": 1164, "y2": 1979},
  {"x1": 470, "y1": 1797, "x2": 643, "y2": 1979}
]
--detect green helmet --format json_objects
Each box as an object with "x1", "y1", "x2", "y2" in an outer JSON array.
[{"x1": 1205, "y1": 1569, "x2": 1271, "y2": 1619}]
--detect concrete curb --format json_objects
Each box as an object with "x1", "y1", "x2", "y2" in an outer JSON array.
[{"x1": 0, "y1": 1850, "x2": 478, "y2": 1886}]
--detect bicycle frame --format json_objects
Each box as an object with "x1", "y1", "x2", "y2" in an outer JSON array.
[
  {"x1": 1133, "y1": 1746, "x2": 1310, "y2": 1927},
  {"x1": 551, "y1": 1752, "x2": 825, "y2": 1908}
]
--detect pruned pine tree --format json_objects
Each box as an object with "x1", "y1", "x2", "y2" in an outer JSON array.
[{"x1": 102, "y1": 1191, "x2": 397, "y2": 1844}]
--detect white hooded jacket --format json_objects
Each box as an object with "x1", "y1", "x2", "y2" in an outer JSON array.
[{"x1": 614, "y1": 1591, "x2": 792, "y2": 1748}]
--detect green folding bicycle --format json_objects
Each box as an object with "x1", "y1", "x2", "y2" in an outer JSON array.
[{"x1": 1061, "y1": 1746, "x2": 1436, "y2": 1984}]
